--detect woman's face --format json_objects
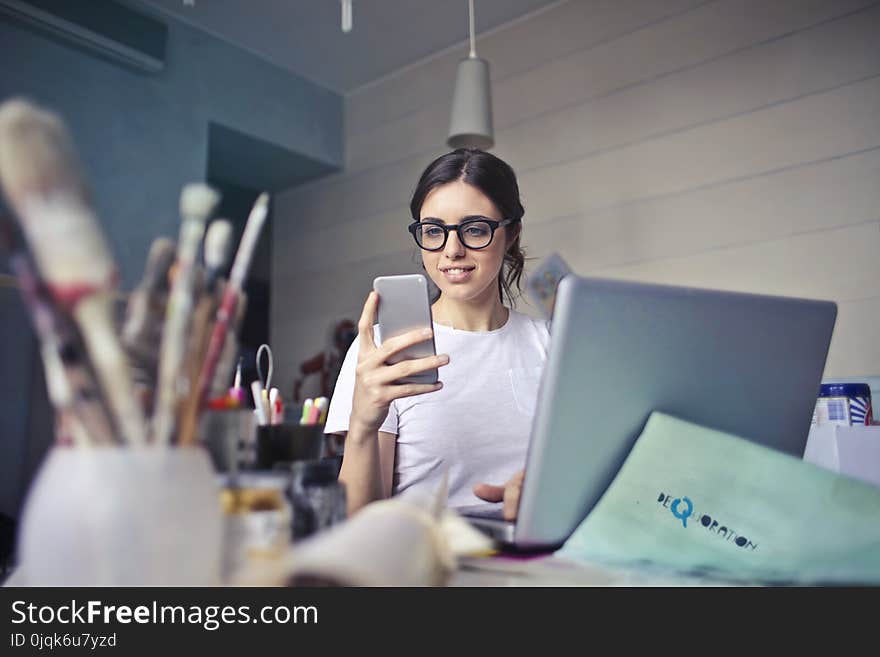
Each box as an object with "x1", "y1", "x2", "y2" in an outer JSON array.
[{"x1": 417, "y1": 180, "x2": 514, "y2": 305}]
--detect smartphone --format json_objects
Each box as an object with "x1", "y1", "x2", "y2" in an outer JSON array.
[{"x1": 373, "y1": 274, "x2": 438, "y2": 384}]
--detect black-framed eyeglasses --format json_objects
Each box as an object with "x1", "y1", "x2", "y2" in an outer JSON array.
[{"x1": 408, "y1": 216, "x2": 517, "y2": 251}]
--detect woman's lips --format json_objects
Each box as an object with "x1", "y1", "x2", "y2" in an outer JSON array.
[{"x1": 440, "y1": 266, "x2": 475, "y2": 283}]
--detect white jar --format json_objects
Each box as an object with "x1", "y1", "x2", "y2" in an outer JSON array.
[{"x1": 17, "y1": 446, "x2": 223, "y2": 586}]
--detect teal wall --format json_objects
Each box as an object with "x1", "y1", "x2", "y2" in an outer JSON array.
[{"x1": 0, "y1": 6, "x2": 342, "y2": 520}]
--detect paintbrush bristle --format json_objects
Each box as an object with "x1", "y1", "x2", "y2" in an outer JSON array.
[
  {"x1": 0, "y1": 99, "x2": 88, "y2": 209},
  {"x1": 180, "y1": 183, "x2": 219, "y2": 223},
  {"x1": 0, "y1": 98, "x2": 114, "y2": 287},
  {"x1": 204, "y1": 219, "x2": 233, "y2": 271}
]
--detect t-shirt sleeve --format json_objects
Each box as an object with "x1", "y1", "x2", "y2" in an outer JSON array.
[{"x1": 323, "y1": 330, "x2": 399, "y2": 435}]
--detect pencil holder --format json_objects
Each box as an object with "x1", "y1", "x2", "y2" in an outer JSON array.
[
  {"x1": 201, "y1": 408, "x2": 258, "y2": 472},
  {"x1": 16, "y1": 446, "x2": 223, "y2": 586}
]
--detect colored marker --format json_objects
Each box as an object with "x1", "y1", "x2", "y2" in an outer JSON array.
[
  {"x1": 251, "y1": 380, "x2": 268, "y2": 425},
  {"x1": 300, "y1": 398, "x2": 313, "y2": 425},
  {"x1": 269, "y1": 388, "x2": 280, "y2": 425},
  {"x1": 315, "y1": 397, "x2": 329, "y2": 425}
]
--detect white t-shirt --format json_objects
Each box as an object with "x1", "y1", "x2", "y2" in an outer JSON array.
[{"x1": 324, "y1": 309, "x2": 551, "y2": 509}]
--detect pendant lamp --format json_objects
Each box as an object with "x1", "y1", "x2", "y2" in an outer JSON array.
[{"x1": 447, "y1": 0, "x2": 494, "y2": 150}]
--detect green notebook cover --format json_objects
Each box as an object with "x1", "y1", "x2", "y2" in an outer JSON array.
[{"x1": 557, "y1": 412, "x2": 880, "y2": 584}]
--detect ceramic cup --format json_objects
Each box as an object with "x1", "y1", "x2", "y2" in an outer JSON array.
[{"x1": 17, "y1": 446, "x2": 223, "y2": 586}]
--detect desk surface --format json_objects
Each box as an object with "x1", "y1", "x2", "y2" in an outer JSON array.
[
  {"x1": 4, "y1": 554, "x2": 731, "y2": 587},
  {"x1": 449, "y1": 554, "x2": 727, "y2": 587}
]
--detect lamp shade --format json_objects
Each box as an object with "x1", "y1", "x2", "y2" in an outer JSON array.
[{"x1": 447, "y1": 56, "x2": 494, "y2": 150}]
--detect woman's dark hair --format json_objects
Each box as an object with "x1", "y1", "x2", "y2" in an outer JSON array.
[{"x1": 410, "y1": 149, "x2": 526, "y2": 304}]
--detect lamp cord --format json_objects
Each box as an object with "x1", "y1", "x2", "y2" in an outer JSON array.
[{"x1": 468, "y1": 0, "x2": 476, "y2": 58}]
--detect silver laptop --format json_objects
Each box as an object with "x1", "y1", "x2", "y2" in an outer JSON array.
[{"x1": 465, "y1": 276, "x2": 837, "y2": 550}]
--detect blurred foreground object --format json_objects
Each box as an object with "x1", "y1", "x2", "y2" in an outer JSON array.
[
  {"x1": 121, "y1": 236, "x2": 176, "y2": 415},
  {"x1": 0, "y1": 98, "x2": 146, "y2": 445},
  {"x1": 16, "y1": 447, "x2": 223, "y2": 585},
  {"x1": 230, "y1": 474, "x2": 494, "y2": 586}
]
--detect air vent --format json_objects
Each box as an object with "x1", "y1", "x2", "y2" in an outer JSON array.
[{"x1": 0, "y1": 0, "x2": 167, "y2": 73}]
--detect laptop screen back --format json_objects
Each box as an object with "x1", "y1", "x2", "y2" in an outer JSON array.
[{"x1": 514, "y1": 276, "x2": 837, "y2": 549}]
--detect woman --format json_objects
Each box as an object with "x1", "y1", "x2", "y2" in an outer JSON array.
[{"x1": 325, "y1": 149, "x2": 549, "y2": 519}]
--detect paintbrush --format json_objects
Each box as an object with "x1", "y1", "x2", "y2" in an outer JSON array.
[
  {"x1": 0, "y1": 99, "x2": 147, "y2": 445},
  {"x1": 192, "y1": 193, "x2": 268, "y2": 416},
  {"x1": 202, "y1": 219, "x2": 233, "y2": 291},
  {"x1": 121, "y1": 236, "x2": 176, "y2": 415},
  {"x1": 182, "y1": 218, "x2": 233, "y2": 380},
  {"x1": 208, "y1": 291, "x2": 248, "y2": 400},
  {"x1": 175, "y1": 219, "x2": 234, "y2": 445},
  {"x1": 1, "y1": 216, "x2": 117, "y2": 446},
  {"x1": 152, "y1": 183, "x2": 220, "y2": 446},
  {"x1": 187, "y1": 219, "x2": 233, "y2": 381}
]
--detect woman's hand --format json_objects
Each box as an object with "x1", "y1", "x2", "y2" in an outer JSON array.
[
  {"x1": 473, "y1": 470, "x2": 525, "y2": 521},
  {"x1": 349, "y1": 291, "x2": 448, "y2": 434}
]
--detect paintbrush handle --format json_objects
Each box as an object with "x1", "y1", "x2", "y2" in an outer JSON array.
[
  {"x1": 121, "y1": 237, "x2": 175, "y2": 407},
  {"x1": 191, "y1": 288, "x2": 238, "y2": 416},
  {"x1": 175, "y1": 291, "x2": 220, "y2": 446},
  {"x1": 209, "y1": 291, "x2": 248, "y2": 399},
  {"x1": 153, "y1": 216, "x2": 207, "y2": 445},
  {"x1": 228, "y1": 193, "x2": 268, "y2": 290},
  {"x1": 57, "y1": 354, "x2": 118, "y2": 446},
  {"x1": 74, "y1": 295, "x2": 148, "y2": 445},
  {"x1": 11, "y1": 251, "x2": 118, "y2": 445}
]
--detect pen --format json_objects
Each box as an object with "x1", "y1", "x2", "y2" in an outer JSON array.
[
  {"x1": 300, "y1": 398, "x2": 313, "y2": 425},
  {"x1": 306, "y1": 399, "x2": 322, "y2": 425},
  {"x1": 229, "y1": 357, "x2": 245, "y2": 405},
  {"x1": 275, "y1": 395, "x2": 284, "y2": 425},
  {"x1": 233, "y1": 357, "x2": 242, "y2": 390},
  {"x1": 269, "y1": 387, "x2": 280, "y2": 425},
  {"x1": 251, "y1": 380, "x2": 268, "y2": 426},
  {"x1": 261, "y1": 388, "x2": 270, "y2": 422},
  {"x1": 315, "y1": 397, "x2": 329, "y2": 425}
]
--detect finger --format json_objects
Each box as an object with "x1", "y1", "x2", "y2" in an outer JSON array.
[
  {"x1": 473, "y1": 483, "x2": 505, "y2": 503},
  {"x1": 382, "y1": 380, "x2": 443, "y2": 401},
  {"x1": 374, "y1": 353, "x2": 449, "y2": 385},
  {"x1": 371, "y1": 327, "x2": 435, "y2": 364},
  {"x1": 357, "y1": 291, "x2": 379, "y2": 354},
  {"x1": 502, "y1": 481, "x2": 522, "y2": 521}
]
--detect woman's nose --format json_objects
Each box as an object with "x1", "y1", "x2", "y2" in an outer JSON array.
[{"x1": 443, "y1": 229, "x2": 465, "y2": 258}]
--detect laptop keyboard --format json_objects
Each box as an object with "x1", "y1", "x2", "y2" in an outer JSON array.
[{"x1": 454, "y1": 503, "x2": 505, "y2": 520}]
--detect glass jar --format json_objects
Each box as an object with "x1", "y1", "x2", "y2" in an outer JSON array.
[{"x1": 219, "y1": 471, "x2": 292, "y2": 578}]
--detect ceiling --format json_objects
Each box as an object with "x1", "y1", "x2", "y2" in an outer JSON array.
[{"x1": 135, "y1": 0, "x2": 561, "y2": 93}]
